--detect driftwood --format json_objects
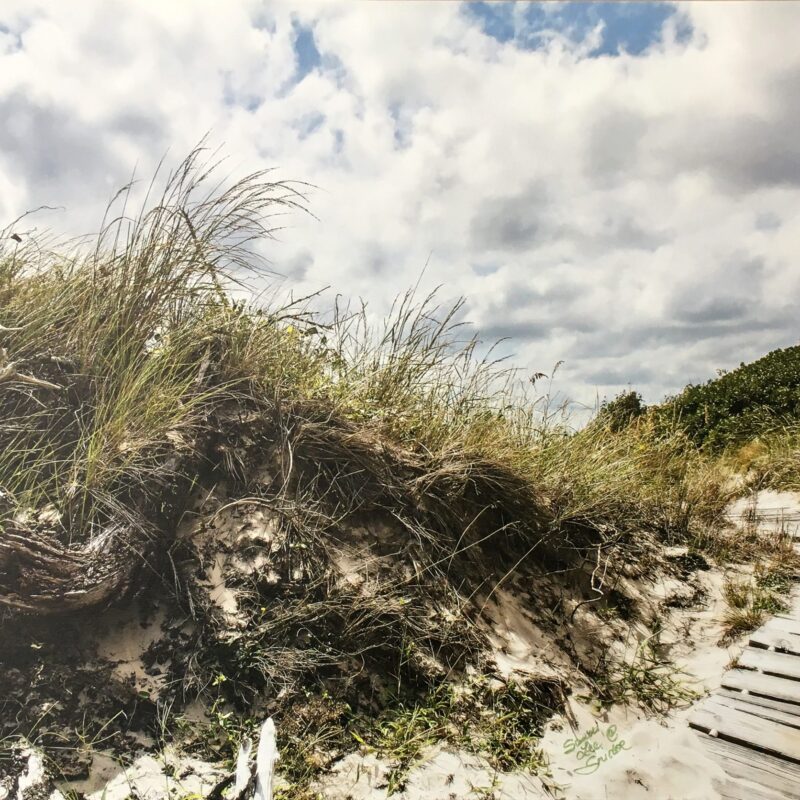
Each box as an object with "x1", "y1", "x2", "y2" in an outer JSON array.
[
  {"x1": 232, "y1": 739, "x2": 254, "y2": 797},
  {"x1": 254, "y1": 718, "x2": 279, "y2": 800},
  {"x1": 0, "y1": 365, "x2": 62, "y2": 391},
  {"x1": 0, "y1": 349, "x2": 63, "y2": 391},
  {"x1": 3, "y1": 722, "x2": 279, "y2": 799},
  {"x1": 211, "y1": 718, "x2": 279, "y2": 800},
  {"x1": 229, "y1": 718, "x2": 279, "y2": 800},
  {"x1": 0, "y1": 521, "x2": 145, "y2": 612}
]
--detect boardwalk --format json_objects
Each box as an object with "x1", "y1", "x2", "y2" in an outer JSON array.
[{"x1": 689, "y1": 496, "x2": 800, "y2": 800}]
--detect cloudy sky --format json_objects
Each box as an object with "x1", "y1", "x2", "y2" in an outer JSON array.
[{"x1": 1, "y1": 1, "x2": 799, "y2": 409}]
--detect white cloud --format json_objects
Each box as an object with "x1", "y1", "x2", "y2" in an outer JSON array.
[{"x1": 1, "y1": 0, "x2": 799, "y2": 409}]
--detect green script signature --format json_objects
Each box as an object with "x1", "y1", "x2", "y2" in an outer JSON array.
[{"x1": 562, "y1": 723, "x2": 632, "y2": 775}]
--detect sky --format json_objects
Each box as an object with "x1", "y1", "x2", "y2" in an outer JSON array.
[{"x1": 0, "y1": 1, "x2": 799, "y2": 411}]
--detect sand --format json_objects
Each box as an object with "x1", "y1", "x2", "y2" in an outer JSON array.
[
  {"x1": 38, "y1": 488, "x2": 800, "y2": 799},
  {"x1": 69, "y1": 749, "x2": 225, "y2": 800},
  {"x1": 315, "y1": 488, "x2": 800, "y2": 800}
]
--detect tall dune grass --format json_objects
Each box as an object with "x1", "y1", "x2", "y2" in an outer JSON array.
[{"x1": 0, "y1": 149, "x2": 735, "y2": 615}]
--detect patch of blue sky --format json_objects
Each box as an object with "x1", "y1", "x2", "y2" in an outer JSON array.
[
  {"x1": 0, "y1": 22, "x2": 23, "y2": 52},
  {"x1": 464, "y1": 2, "x2": 691, "y2": 57},
  {"x1": 293, "y1": 111, "x2": 325, "y2": 140},
  {"x1": 293, "y1": 20, "x2": 321, "y2": 80},
  {"x1": 466, "y1": 2, "x2": 516, "y2": 44}
]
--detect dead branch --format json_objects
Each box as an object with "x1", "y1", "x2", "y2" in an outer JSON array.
[
  {"x1": 0, "y1": 348, "x2": 63, "y2": 391},
  {"x1": 0, "y1": 361, "x2": 63, "y2": 391}
]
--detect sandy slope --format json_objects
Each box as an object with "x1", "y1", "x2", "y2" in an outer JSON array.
[
  {"x1": 8, "y1": 490, "x2": 797, "y2": 800},
  {"x1": 310, "y1": 564, "x2": 741, "y2": 800},
  {"x1": 313, "y1": 489, "x2": 800, "y2": 800}
]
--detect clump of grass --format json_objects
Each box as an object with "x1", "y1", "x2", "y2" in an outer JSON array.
[
  {"x1": 271, "y1": 690, "x2": 352, "y2": 800},
  {"x1": 0, "y1": 146, "x2": 307, "y2": 612},
  {"x1": 727, "y1": 423, "x2": 800, "y2": 492},
  {"x1": 594, "y1": 639, "x2": 698, "y2": 715},
  {"x1": 722, "y1": 584, "x2": 769, "y2": 640},
  {"x1": 361, "y1": 677, "x2": 560, "y2": 795},
  {"x1": 721, "y1": 550, "x2": 797, "y2": 641},
  {"x1": 474, "y1": 681, "x2": 555, "y2": 773},
  {"x1": 537, "y1": 413, "x2": 733, "y2": 549}
]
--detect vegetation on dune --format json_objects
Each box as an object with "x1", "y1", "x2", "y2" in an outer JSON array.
[
  {"x1": 0, "y1": 151, "x2": 306, "y2": 612},
  {"x1": 599, "y1": 346, "x2": 800, "y2": 494},
  {"x1": 661, "y1": 345, "x2": 800, "y2": 451},
  {"x1": 0, "y1": 150, "x2": 731, "y2": 618},
  {"x1": 600, "y1": 347, "x2": 800, "y2": 458},
  {"x1": 726, "y1": 424, "x2": 800, "y2": 492},
  {"x1": 1, "y1": 149, "x2": 797, "y2": 796}
]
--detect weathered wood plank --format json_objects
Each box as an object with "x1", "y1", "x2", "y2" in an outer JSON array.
[
  {"x1": 763, "y1": 616, "x2": 800, "y2": 636},
  {"x1": 719, "y1": 688, "x2": 800, "y2": 717},
  {"x1": 697, "y1": 732, "x2": 800, "y2": 799},
  {"x1": 691, "y1": 564, "x2": 800, "y2": 797},
  {"x1": 739, "y1": 646, "x2": 800, "y2": 680},
  {"x1": 716, "y1": 779, "x2": 789, "y2": 800},
  {"x1": 702, "y1": 694, "x2": 800, "y2": 730},
  {"x1": 689, "y1": 702, "x2": 800, "y2": 761},
  {"x1": 750, "y1": 628, "x2": 800, "y2": 656},
  {"x1": 722, "y1": 669, "x2": 800, "y2": 705}
]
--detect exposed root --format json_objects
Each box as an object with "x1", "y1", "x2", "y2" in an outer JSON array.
[{"x1": 0, "y1": 521, "x2": 144, "y2": 612}]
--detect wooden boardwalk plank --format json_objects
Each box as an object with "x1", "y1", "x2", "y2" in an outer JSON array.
[
  {"x1": 716, "y1": 779, "x2": 789, "y2": 800},
  {"x1": 695, "y1": 495, "x2": 800, "y2": 797},
  {"x1": 750, "y1": 628, "x2": 800, "y2": 655},
  {"x1": 697, "y1": 733, "x2": 800, "y2": 799},
  {"x1": 722, "y1": 668, "x2": 800, "y2": 704},
  {"x1": 719, "y1": 688, "x2": 800, "y2": 717},
  {"x1": 739, "y1": 646, "x2": 800, "y2": 680},
  {"x1": 689, "y1": 703, "x2": 800, "y2": 762},
  {"x1": 763, "y1": 616, "x2": 800, "y2": 636},
  {"x1": 722, "y1": 669, "x2": 800, "y2": 705},
  {"x1": 702, "y1": 694, "x2": 800, "y2": 730}
]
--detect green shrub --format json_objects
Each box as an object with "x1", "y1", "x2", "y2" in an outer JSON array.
[
  {"x1": 596, "y1": 391, "x2": 647, "y2": 433},
  {"x1": 657, "y1": 346, "x2": 800, "y2": 451}
]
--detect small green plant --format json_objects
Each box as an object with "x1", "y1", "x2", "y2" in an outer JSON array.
[
  {"x1": 594, "y1": 639, "x2": 698, "y2": 714},
  {"x1": 358, "y1": 677, "x2": 559, "y2": 795},
  {"x1": 721, "y1": 556, "x2": 794, "y2": 641},
  {"x1": 469, "y1": 779, "x2": 501, "y2": 799}
]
